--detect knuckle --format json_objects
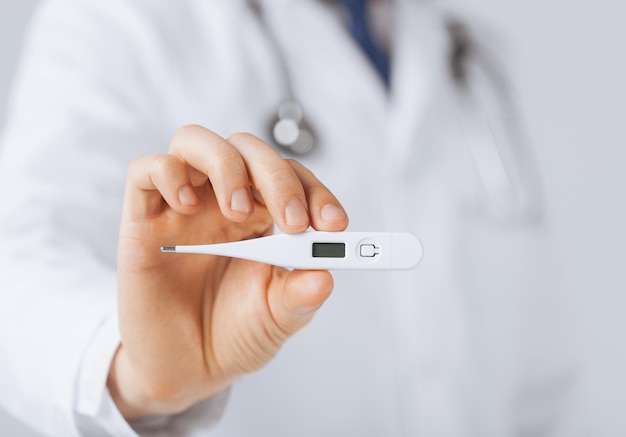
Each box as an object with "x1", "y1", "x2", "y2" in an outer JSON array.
[
  {"x1": 151, "y1": 154, "x2": 179, "y2": 177},
  {"x1": 126, "y1": 155, "x2": 167, "y2": 182},
  {"x1": 212, "y1": 149, "x2": 244, "y2": 171},
  {"x1": 284, "y1": 158, "x2": 303, "y2": 169},
  {"x1": 171, "y1": 124, "x2": 209, "y2": 153},
  {"x1": 265, "y1": 165, "x2": 297, "y2": 185},
  {"x1": 227, "y1": 131, "x2": 256, "y2": 144},
  {"x1": 175, "y1": 124, "x2": 204, "y2": 139},
  {"x1": 126, "y1": 157, "x2": 142, "y2": 177},
  {"x1": 307, "y1": 184, "x2": 331, "y2": 200},
  {"x1": 286, "y1": 159, "x2": 318, "y2": 184}
]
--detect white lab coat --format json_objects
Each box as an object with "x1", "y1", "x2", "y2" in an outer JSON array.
[{"x1": 0, "y1": 0, "x2": 582, "y2": 436}]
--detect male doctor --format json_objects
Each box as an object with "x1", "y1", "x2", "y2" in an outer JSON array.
[{"x1": 0, "y1": 0, "x2": 579, "y2": 436}]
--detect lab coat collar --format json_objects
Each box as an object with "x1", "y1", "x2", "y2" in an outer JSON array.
[
  {"x1": 258, "y1": 0, "x2": 389, "y2": 140},
  {"x1": 233, "y1": 0, "x2": 448, "y2": 164}
]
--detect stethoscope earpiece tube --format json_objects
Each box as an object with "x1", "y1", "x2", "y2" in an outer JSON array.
[{"x1": 250, "y1": 0, "x2": 317, "y2": 155}]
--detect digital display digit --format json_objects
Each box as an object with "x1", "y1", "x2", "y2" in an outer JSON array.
[{"x1": 312, "y1": 243, "x2": 346, "y2": 258}]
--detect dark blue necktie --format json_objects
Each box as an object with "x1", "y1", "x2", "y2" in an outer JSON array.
[{"x1": 340, "y1": 0, "x2": 390, "y2": 87}]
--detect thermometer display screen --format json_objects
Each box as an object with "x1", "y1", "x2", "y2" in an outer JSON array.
[{"x1": 312, "y1": 243, "x2": 346, "y2": 258}]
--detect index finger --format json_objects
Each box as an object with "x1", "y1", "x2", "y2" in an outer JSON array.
[
  {"x1": 169, "y1": 125, "x2": 254, "y2": 223},
  {"x1": 287, "y1": 159, "x2": 349, "y2": 232},
  {"x1": 227, "y1": 133, "x2": 311, "y2": 233}
]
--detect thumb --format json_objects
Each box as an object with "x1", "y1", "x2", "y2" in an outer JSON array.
[{"x1": 270, "y1": 270, "x2": 334, "y2": 337}]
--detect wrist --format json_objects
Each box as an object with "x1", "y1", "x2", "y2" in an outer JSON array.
[{"x1": 107, "y1": 345, "x2": 226, "y2": 419}]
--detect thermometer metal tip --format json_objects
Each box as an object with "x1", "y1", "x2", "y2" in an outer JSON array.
[{"x1": 160, "y1": 231, "x2": 423, "y2": 271}]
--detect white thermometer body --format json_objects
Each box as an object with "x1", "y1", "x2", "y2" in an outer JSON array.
[{"x1": 162, "y1": 231, "x2": 423, "y2": 271}]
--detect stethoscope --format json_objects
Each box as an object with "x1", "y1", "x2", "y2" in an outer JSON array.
[
  {"x1": 254, "y1": 2, "x2": 541, "y2": 221},
  {"x1": 250, "y1": 1, "x2": 317, "y2": 155},
  {"x1": 270, "y1": 99, "x2": 316, "y2": 155},
  {"x1": 446, "y1": 18, "x2": 543, "y2": 221}
]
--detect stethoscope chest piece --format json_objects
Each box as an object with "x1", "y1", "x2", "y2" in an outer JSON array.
[{"x1": 271, "y1": 100, "x2": 315, "y2": 155}]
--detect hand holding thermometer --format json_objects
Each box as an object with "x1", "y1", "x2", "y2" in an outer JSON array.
[{"x1": 162, "y1": 231, "x2": 423, "y2": 271}]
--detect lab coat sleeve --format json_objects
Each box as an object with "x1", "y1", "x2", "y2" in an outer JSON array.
[{"x1": 0, "y1": 1, "x2": 228, "y2": 435}]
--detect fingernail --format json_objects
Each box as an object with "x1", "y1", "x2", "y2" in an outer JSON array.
[
  {"x1": 230, "y1": 187, "x2": 252, "y2": 213},
  {"x1": 320, "y1": 204, "x2": 346, "y2": 221},
  {"x1": 178, "y1": 185, "x2": 198, "y2": 206},
  {"x1": 285, "y1": 199, "x2": 309, "y2": 227}
]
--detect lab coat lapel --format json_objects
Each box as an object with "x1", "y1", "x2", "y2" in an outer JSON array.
[
  {"x1": 386, "y1": 0, "x2": 450, "y2": 177},
  {"x1": 260, "y1": 0, "x2": 388, "y2": 152},
  {"x1": 382, "y1": 4, "x2": 464, "y2": 433}
]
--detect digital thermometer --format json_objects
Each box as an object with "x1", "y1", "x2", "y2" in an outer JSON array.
[{"x1": 161, "y1": 231, "x2": 423, "y2": 271}]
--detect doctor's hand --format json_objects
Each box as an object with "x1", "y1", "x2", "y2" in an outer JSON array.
[{"x1": 108, "y1": 126, "x2": 348, "y2": 419}]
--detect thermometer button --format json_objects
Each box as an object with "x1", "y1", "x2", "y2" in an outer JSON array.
[{"x1": 359, "y1": 243, "x2": 379, "y2": 258}]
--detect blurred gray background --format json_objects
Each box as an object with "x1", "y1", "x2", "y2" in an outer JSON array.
[{"x1": 1, "y1": 0, "x2": 624, "y2": 435}]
